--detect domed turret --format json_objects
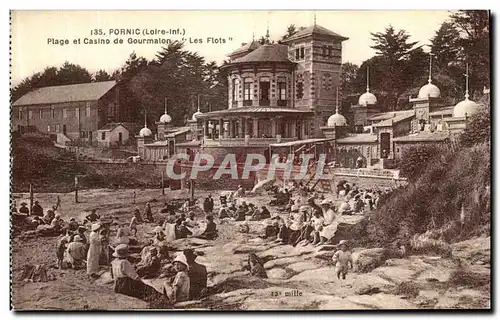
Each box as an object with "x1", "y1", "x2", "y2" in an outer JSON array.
[
  {"x1": 359, "y1": 91, "x2": 377, "y2": 106},
  {"x1": 358, "y1": 66, "x2": 377, "y2": 106},
  {"x1": 453, "y1": 98, "x2": 479, "y2": 118},
  {"x1": 327, "y1": 109, "x2": 347, "y2": 127},
  {"x1": 192, "y1": 106, "x2": 203, "y2": 121},
  {"x1": 160, "y1": 113, "x2": 172, "y2": 123},
  {"x1": 418, "y1": 52, "x2": 440, "y2": 99},
  {"x1": 453, "y1": 63, "x2": 479, "y2": 118},
  {"x1": 328, "y1": 88, "x2": 347, "y2": 127},
  {"x1": 139, "y1": 125, "x2": 152, "y2": 137},
  {"x1": 418, "y1": 80, "x2": 441, "y2": 99}
]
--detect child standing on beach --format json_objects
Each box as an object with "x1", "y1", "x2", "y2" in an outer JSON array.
[{"x1": 332, "y1": 240, "x2": 353, "y2": 280}]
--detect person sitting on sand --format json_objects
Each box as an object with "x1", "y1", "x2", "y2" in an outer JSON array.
[
  {"x1": 181, "y1": 200, "x2": 191, "y2": 213},
  {"x1": 31, "y1": 201, "x2": 43, "y2": 217},
  {"x1": 144, "y1": 202, "x2": 154, "y2": 223},
  {"x1": 175, "y1": 218, "x2": 193, "y2": 239},
  {"x1": 287, "y1": 206, "x2": 306, "y2": 245},
  {"x1": 51, "y1": 214, "x2": 65, "y2": 233},
  {"x1": 332, "y1": 240, "x2": 353, "y2": 280},
  {"x1": 19, "y1": 202, "x2": 29, "y2": 215},
  {"x1": 137, "y1": 247, "x2": 161, "y2": 279},
  {"x1": 218, "y1": 204, "x2": 229, "y2": 219},
  {"x1": 311, "y1": 211, "x2": 325, "y2": 245},
  {"x1": 338, "y1": 199, "x2": 352, "y2": 215},
  {"x1": 73, "y1": 226, "x2": 88, "y2": 245},
  {"x1": 260, "y1": 206, "x2": 271, "y2": 219},
  {"x1": 184, "y1": 211, "x2": 198, "y2": 229},
  {"x1": 111, "y1": 244, "x2": 164, "y2": 301},
  {"x1": 219, "y1": 194, "x2": 227, "y2": 206},
  {"x1": 43, "y1": 209, "x2": 55, "y2": 225},
  {"x1": 234, "y1": 205, "x2": 246, "y2": 222},
  {"x1": 249, "y1": 206, "x2": 262, "y2": 221},
  {"x1": 165, "y1": 211, "x2": 177, "y2": 225},
  {"x1": 248, "y1": 253, "x2": 267, "y2": 278},
  {"x1": 197, "y1": 215, "x2": 218, "y2": 240},
  {"x1": 152, "y1": 226, "x2": 169, "y2": 249},
  {"x1": 67, "y1": 217, "x2": 79, "y2": 232},
  {"x1": 184, "y1": 249, "x2": 207, "y2": 300},
  {"x1": 65, "y1": 235, "x2": 86, "y2": 269},
  {"x1": 275, "y1": 217, "x2": 290, "y2": 244},
  {"x1": 84, "y1": 209, "x2": 100, "y2": 224},
  {"x1": 115, "y1": 223, "x2": 131, "y2": 245}
]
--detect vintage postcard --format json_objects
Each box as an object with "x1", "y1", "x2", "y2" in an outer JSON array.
[{"x1": 10, "y1": 10, "x2": 491, "y2": 311}]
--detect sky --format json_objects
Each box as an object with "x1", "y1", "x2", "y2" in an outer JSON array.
[{"x1": 10, "y1": 10, "x2": 454, "y2": 86}]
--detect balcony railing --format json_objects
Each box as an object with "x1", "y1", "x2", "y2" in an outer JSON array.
[{"x1": 204, "y1": 137, "x2": 296, "y2": 147}]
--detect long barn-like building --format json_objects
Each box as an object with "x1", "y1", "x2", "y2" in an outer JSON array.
[{"x1": 11, "y1": 81, "x2": 137, "y2": 147}]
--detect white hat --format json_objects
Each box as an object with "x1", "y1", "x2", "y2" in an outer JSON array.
[
  {"x1": 320, "y1": 199, "x2": 331, "y2": 206},
  {"x1": 112, "y1": 244, "x2": 129, "y2": 258},
  {"x1": 73, "y1": 235, "x2": 82, "y2": 242},
  {"x1": 173, "y1": 253, "x2": 188, "y2": 267},
  {"x1": 339, "y1": 240, "x2": 347, "y2": 246},
  {"x1": 91, "y1": 223, "x2": 101, "y2": 231}
]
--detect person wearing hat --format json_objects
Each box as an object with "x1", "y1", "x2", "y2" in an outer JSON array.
[
  {"x1": 317, "y1": 200, "x2": 337, "y2": 246},
  {"x1": 87, "y1": 223, "x2": 102, "y2": 278},
  {"x1": 310, "y1": 211, "x2": 325, "y2": 245},
  {"x1": 31, "y1": 201, "x2": 44, "y2": 217},
  {"x1": 183, "y1": 249, "x2": 207, "y2": 300},
  {"x1": 19, "y1": 202, "x2": 29, "y2": 215},
  {"x1": 50, "y1": 214, "x2": 65, "y2": 234},
  {"x1": 185, "y1": 211, "x2": 198, "y2": 229},
  {"x1": 338, "y1": 198, "x2": 352, "y2": 216},
  {"x1": 170, "y1": 253, "x2": 191, "y2": 303},
  {"x1": 332, "y1": 240, "x2": 353, "y2": 280},
  {"x1": 66, "y1": 235, "x2": 86, "y2": 269},
  {"x1": 110, "y1": 244, "x2": 162, "y2": 301}
]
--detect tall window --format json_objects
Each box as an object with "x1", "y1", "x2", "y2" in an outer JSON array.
[
  {"x1": 295, "y1": 47, "x2": 305, "y2": 60},
  {"x1": 51, "y1": 107, "x2": 55, "y2": 118},
  {"x1": 86, "y1": 106, "x2": 91, "y2": 117},
  {"x1": 278, "y1": 78, "x2": 286, "y2": 101},
  {"x1": 101, "y1": 132, "x2": 106, "y2": 140},
  {"x1": 75, "y1": 107, "x2": 80, "y2": 118},
  {"x1": 296, "y1": 81, "x2": 304, "y2": 99},
  {"x1": 259, "y1": 77, "x2": 270, "y2": 104},
  {"x1": 18, "y1": 108, "x2": 23, "y2": 120},
  {"x1": 231, "y1": 78, "x2": 237, "y2": 102},
  {"x1": 295, "y1": 48, "x2": 300, "y2": 60},
  {"x1": 63, "y1": 108, "x2": 67, "y2": 118},
  {"x1": 39, "y1": 109, "x2": 43, "y2": 119},
  {"x1": 28, "y1": 110, "x2": 32, "y2": 120},
  {"x1": 300, "y1": 47, "x2": 305, "y2": 59},
  {"x1": 243, "y1": 79, "x2": 252, "y2": 101},
  {"x1": 56, "y1": 124, "x2": 60, "y2": 133}
]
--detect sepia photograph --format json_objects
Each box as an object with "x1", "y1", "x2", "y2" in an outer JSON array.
[{"x1": 9, "y1": 10, "x2": 491, "y2": 311}]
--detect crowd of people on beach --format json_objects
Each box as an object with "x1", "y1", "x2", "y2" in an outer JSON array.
[{"x1": 12, "y1": 180, "x2": 395, "y2": 306}]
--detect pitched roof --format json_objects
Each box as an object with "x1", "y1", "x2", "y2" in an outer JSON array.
[
  {"x1": 392, "y1": 132, "x2": 450, "y2": 142},
  {"x1": 228, "y1": 40, "x2": 261, "y2": 57},
  {"x1": 98, "y1": 122, "x2": 131, "y2": 132},
  {"x1": 372, "y1": 113, "x2": 415, "y2": 127},
  {"x1": 231, "y1": 44, "x2": 293, "y2": 64},
  {"x1": 429, "y1": 106, "x2": 455, "y2": 117},
  {"x1": 282, "y1": 24, "x2": 349, "y2": 43},
  {"x1": 12, "y1": 81, "x2": 116, "y2": 106},
  {"x1": 197, "y1": 106, "x2": 312, "y2": 118},
  {"x1": 368, "y1": 110, "x2": 414, "y2": 122},
  {"x1": 336, "y1": 134, "x2": 378, "y2": 144}
]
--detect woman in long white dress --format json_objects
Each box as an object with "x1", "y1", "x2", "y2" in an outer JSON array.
[
  {"x1": 87, "y1": 223, "x2": 102, "y2": 278},
  {"x1": 318, "y1": 200, "x2": 338, "y2": 246}
]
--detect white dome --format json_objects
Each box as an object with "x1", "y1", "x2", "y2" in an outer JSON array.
[
  {"x1": 192, "y1": 110, "x2": 203, "y2": 121},
  {"x1": 453, "y1": 98, "x2": 479, "y2": 118},
  {"x1": 160, "y1": 113, "x2": 172, "y2": 123},
  {"x1": 418, "y1": 82, "x2": 441, "y2": 99},
  {"x1": 139, "y1": 126, "x2": 152, "y2": 137},
  {"x1": 358, "y1": 91, "x2": 377, "y2": 106},
  {"x1": 327, "y1": 112, "x2": 347, "y2": 127}
]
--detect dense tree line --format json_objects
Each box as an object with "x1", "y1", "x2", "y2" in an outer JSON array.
[{"x1": 341, "y1": 10, "x2": 490, "y2": 111}]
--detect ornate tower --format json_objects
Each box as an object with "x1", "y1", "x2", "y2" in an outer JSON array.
[{"x1": 281, "y1": 21, "x2": 349, "y2": 138}]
